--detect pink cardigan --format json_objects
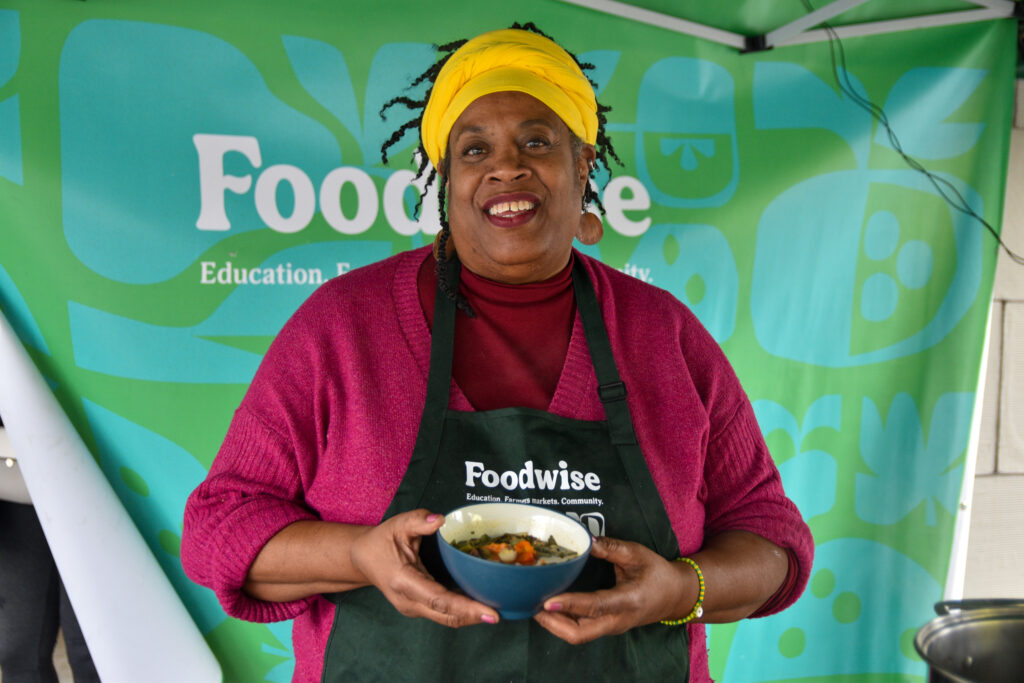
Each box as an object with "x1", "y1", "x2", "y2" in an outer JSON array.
[{"x1": 182, "y1": 247, "x2": 813, "y2": 682}]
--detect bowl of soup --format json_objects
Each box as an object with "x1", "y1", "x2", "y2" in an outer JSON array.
[{"x1": 436, "y1": 502, "x2": 591, "y2": 620}]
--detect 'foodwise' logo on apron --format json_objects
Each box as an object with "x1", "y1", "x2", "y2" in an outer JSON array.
[{"x1": 464, "y1": 460, "x2": 601, "y2": 492}]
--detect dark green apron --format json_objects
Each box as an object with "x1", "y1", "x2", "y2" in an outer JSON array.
[{"x1": 321, "y1": 258, "x2": 688, "y2": 682}]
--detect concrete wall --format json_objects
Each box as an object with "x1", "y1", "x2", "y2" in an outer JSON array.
[{"x1": 963, "y1": 79, "x2": 1024, "y2": 600}]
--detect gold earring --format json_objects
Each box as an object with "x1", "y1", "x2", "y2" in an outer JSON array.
[
  {"x1": 576, "y1": 211, "x2": 603, "y2": 246},
  {"x1": 433, "y1": 230, "x2": 456, "y2": 261}
]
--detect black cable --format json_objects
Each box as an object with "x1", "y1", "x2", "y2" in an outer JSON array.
[{"x1": 800, "y1": 0, "x2": 1024, "y2": 266}]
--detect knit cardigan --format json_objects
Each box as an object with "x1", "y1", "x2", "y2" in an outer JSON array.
[{"x1": 182, "y1": 246, "x2": 814, "y2": 683}]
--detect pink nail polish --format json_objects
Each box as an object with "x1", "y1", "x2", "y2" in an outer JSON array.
[
  {"x1": 546, "y1": 602, "x2": 562, "y2": 612},
  {"x1": 481, "y1": 614, "x2": 497, "y2": 624},
  {"x1": 426, "y1": 514, "x2": 440, "y2": 522}
]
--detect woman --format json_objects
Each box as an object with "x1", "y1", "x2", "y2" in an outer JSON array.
[{"x1": 182, "y1": 25, "x2": 813, "y2": 682}]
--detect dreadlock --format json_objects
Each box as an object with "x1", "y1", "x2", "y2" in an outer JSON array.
[
  {"x1": 379, "y1": 23, "x2": 621, "y2": 317},
  {"x1": 507, "y1": 22, "x2": 622, "y2": 215},
  {"x1": 379, "y1": 37, "x2": 467, "y2": 221}
]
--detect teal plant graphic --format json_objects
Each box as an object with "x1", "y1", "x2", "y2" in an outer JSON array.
[
  {"x1": 0, "y1": 264, "x2": 48, "y2": 353},
  {"x1": 856, "y1": 392, "x2": 971, "y2": 526},
  {"x1": 67, "y1": 242, "x2": 392, "y2": 384},
  {"x1": 629, "y1": 223, "x2": 738, "y2": 342},
  {"x1": 0, "y1": 9, "x2": 22, "y2": 185},
  {"x1": 876, "y1": 67, "x2": 986, "y2": 160},
  {"x1": 753, "y1": 395, "x2": 840, "y2": 520},
  {"x1": 724, "y1": 538, "x2": 934, "y2": 680},
  {"x1": 281, "y1": 36, "x2": 434, "y2": 172},
  {"x1": 261, "y1": 621, "x2": 296, "y2": 683},
  {"x1": 750, "y1": 62, "x2": 986, "y2": 366}
]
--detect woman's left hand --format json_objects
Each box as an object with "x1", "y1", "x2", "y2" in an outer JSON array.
[{"x1": 532, "y1": 535, "x2": 695, "y2": 645}]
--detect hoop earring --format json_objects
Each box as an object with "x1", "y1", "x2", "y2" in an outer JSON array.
[
  {"x1": 433, "y1": 229, "x2": 456, "y2": 261},
  {"x1": 576, "y1": 209, "x2": 603, "y2": 246}
]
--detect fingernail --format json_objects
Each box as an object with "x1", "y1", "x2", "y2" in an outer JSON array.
[
  {"x1": 545, "y1": 602, "x2": 562, "y2": 612},
  {"x1": 481, "y1": 614, "x2": 497, "y2": 624},
  {"x1": 426, "y1": 514, "x2": 440, "y2": 522}
]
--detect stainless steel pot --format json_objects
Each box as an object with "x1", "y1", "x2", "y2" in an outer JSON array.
[{"x1": 915, "y1": 599, "x2": 1024, "y2": 682}]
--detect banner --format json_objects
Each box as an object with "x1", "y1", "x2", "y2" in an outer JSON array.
[{"x1": 0, "y1": 1, "x2": 1015, "y2": 680}]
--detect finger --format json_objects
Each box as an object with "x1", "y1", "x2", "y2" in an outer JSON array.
[
  {"x1": 541, "y1": 587, "x2": 629, "y2": 621},
  {"x1": 533, "y1": 608, "x2": 618, "y2": 645},
  {"x1": 396, "y1": 508, "x2": 446, "y2": 536},
  {"x1": 588, "y1": 536, "x2": 644, "y2": 565},
  {"x1": 390, "y1": 565, "x2": 499, "y2": 627}
]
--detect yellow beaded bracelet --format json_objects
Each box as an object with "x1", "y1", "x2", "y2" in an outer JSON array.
[{"x1": 660, "y1": 557, "x2": 705, "y2": 626}]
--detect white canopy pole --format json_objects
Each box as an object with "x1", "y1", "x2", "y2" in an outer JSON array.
[
  {"x1": 781, "y1": 8, "x2": 1018, "y2": 47},
  {"x1": 0, "y1": 308, "x2": 221, "y2": 683},
  {"x1": 562, "y1": 1, "x2": 1018, "y2": 51},
  {"x1": 944, "y1": 302, "x2": 996, "y2": 600},
  {"x1": 556, "y1": 0, "x2": 747, "y2": 50},
  {"x1": 964, "y1": 0, "x2": 1018, "y2": 12},
  {"x1": 765, "y1": 0, "x2": 871, "y2": 48}
]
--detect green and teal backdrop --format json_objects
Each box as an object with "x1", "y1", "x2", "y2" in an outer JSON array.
[{"x1": 0, "y1": 1, "x2": 1017, "y2": 680}]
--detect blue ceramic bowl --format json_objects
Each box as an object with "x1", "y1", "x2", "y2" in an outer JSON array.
[{"x1": 437, "y1": 502, "x2": 591, "y2": 620}]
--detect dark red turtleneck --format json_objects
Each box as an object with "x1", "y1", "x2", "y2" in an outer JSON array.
[{"x1": 418, "y1": 252, "x2": 575, "y2": 411}]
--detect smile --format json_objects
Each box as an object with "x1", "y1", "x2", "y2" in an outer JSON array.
[{"x1": 487, "y1": 200, "x2": 536, "y2": 217}]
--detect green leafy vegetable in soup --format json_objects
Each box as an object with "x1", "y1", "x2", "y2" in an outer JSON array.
[{"x1": 451, "y1": 533, "x2": 578, "y2": 565}]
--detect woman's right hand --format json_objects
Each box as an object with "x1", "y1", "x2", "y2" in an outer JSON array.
[
  {"x1": 348, "y1": 509, "x2": 500, "y2": 628},
  {"x1": 244, "y1": 512, "x2": 499, "y2": 627}
]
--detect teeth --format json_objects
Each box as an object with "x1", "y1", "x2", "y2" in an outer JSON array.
[{"x1": 488, "y1": 200, "x2": 535, "y2": 216}]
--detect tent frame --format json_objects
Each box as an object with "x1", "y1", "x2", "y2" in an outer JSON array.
[{"x1": 556, "y1": 0, "x2": 1021, "y2": 52}]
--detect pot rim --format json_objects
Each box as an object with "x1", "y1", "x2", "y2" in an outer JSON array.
[{"x1": 914, "y1": 598, "x2": 1024, "y2": 679}]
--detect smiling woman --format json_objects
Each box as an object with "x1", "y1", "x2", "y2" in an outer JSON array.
[
  {"x1": 181, "y1": 23, "x2": 813, "y2": 683},
  {"x1": 445, "y1": 91, "x2": 594, "y2": 284}
]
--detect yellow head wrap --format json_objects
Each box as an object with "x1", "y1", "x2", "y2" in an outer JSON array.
[{"x1": 420, "y1": 28, "x2": 598, "y2": 170}]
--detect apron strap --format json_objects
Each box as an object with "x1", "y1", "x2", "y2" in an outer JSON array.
[
  {"x1": 384, "y1": 258, "x2": 460, "y2": 518},
  {"x1": 571, "y1": 258, "x2": 636, "y2": 447},
  {"x1": 572, "y1": 257, "x2": 679, "y2": 558}
]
